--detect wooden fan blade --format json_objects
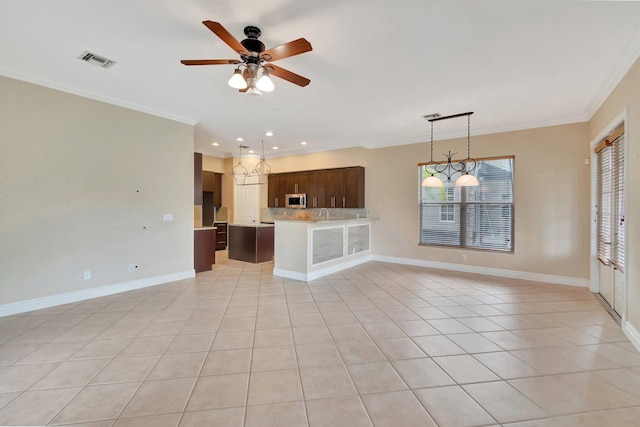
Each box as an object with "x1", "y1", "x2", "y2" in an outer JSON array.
[
  {"x1": 203, "y1": 21, "x2": 247, "y2": 55},
  {"x1": 181, "y1": 59, "x2": 241, "y2": 66},
  {"x1": 261, "y1": 38, "x2": 312, "y2": 62},
  {"x1": 268, "y1": 64, "x2": 310, "y2": 87}
]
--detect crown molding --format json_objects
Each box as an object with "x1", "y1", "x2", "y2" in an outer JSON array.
[
  {"x1": 585, "y1": 26, "x2": 640, "y2": 119},
  {"x1": 0, "y1": 67, "x2": 199, "y2": 126}
]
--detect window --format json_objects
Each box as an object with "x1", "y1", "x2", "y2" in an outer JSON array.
[
  {"x1": 419, "y1": 156, "x2": 514, "y2": 252},
  {"x1": 596, "y1": 124, "x2": 625, "y2": 270},
  {"x1": 439, "y1": 188, "x2": 456, "y2": 222}
]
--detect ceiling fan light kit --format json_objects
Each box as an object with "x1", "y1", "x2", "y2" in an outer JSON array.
[
  {"x1": 181, "y1": 21, "x2": 312, "y2": 94},
  {"x1": 228, "y1": 68, "x2": 248, "y2": 89},
  {"x1": 422, "y1": 112, "x2": 479, "y2": 187},
  {"x1": 256, "y1": 68, "x2": 275, "y2": 92}
]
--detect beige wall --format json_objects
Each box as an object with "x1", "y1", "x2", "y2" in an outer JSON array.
[
  {"x1": 370, "y1": 123, "x2": 591, "y2": 279},
  {"x1": 0, "y1": 76, "x2": 194, "y2": 305},
  {"x1": 264, "y1": 125, "x2": 591, "y2": 281},
  {"x1": 589, "y1": 58, "x2": 640, "y2": 330}
]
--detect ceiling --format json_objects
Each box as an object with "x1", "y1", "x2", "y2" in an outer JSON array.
[{"x1": 1, "y1": 1, "x2": 639, "y2": 159}]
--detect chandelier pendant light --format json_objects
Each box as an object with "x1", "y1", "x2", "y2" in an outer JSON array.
[
  {"x1": 229, "y1": 141, "x2": 272, "y2": 186},
  {"x1": 422, "y1": 111, "x2": 479, "y2": 187}
]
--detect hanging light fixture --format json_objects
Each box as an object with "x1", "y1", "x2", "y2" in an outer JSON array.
[
  {"x1": 422, "y1": 112, "x2": 479, "y2": 187},
  {"x1": 230, "y1": 144, "x2": 252, "y2": 185},
  {"x1": 250, "y1": 140, "x2": 272, "y2": 184},
  {"x1": 229, "y1": 141, "x2": 272, "y2": 186}
]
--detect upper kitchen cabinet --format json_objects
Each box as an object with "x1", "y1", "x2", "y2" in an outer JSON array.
[
  {"x1": 315, "y1": 169, "x2": 333, "y2": 208},
  {"x1": 287, "y1": 171, "x2": 307, "y2": 194},
  {"x1": 194, "y1": 153, "x2": 203, "y2": 205},
  {"x1": 213, "y1": 173, "x2": 222, "y2": 207},
  {"x1": 343, "y1": 166, "x2": 365, "y2": 208},
  {"x1": 267, "y1": 174, "x2": 277, "y2": 207},
  {"x1": 268, "y1": 174, "x2": 288, "y2": 208},
  {"x1": 202, "y1": 170, "x2": 213, "y2": 192},
  {"x1": 267, "y1": 167, "x2": 364, "y2": 209},
  {"x1": 203, "y1": 171, "x2": 222, "y2": 207}
]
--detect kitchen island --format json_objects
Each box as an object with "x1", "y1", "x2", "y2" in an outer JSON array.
[
  {"x1": 273, "y1": 218, "x2": 374, "y2": 281},
  {"x1": 228, "y1": 224, "x2": 275, "y2": 263}
]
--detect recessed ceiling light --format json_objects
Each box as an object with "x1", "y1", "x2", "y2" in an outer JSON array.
[
  {"x1": 300, "y1": 141, "x2": 307, "y2": 145},
  {"x1": 265, "y1": 131, "x2": 274, "y2": 137},
  {"x1": 212, "y1": 142, "x2": 219, "y2": 146},
  {"x1": 272, "y1": 146, "x2": 279, "y2": 150},
  {"x1": 248, "y1": 150, "x2": 254, "y2": 153},
  {"x1": 236, "y1": 137, "x2": 244, "y2": 142}
]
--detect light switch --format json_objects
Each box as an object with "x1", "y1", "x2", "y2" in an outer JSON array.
[{"x1": 163, "y1": 214, "x2": 173, "y2": 222}]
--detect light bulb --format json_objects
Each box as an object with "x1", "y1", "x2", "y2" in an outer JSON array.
[
  {"x1": 228, "y1": 69, "x2": 247, "y2": 89},
  {"x1": 422, "y1": 175, "x2": 443, "y2": 187},
  {"x1": 246, "y1": 87, "x2": 263, "y2": 97},
  {"x1": 256, "y1": 70, "x2": 275, "y2": 92},
  {"x1": 455, "y1": 173, "x2": 479, "y2": 186}
]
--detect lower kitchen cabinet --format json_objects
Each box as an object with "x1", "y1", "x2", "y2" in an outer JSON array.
[
  {"x1": 214, "y1": 222, "x2": 227, "y2": 250},
  {"x1": 194, "y1": 228, "x2": 216, "y2": 272}
]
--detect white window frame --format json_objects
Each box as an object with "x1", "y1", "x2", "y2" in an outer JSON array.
[{"x1": 418, "y1": 156, "x2": 514, "y2": 252}]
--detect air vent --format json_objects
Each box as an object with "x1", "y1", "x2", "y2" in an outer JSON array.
[{"x1": 78, "y1": 51, "x2": 117, "y2": 69}]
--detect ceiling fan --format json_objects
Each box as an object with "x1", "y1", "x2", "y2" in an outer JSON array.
[{"x1": 181, "y1": 21, "x2": 312, "y2": 95}]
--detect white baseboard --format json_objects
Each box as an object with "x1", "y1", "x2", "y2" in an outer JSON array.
[
  {"x1": 623, "y1": 321, "x2": 640, "y2": 353},
  {"x1": 0, "y1": 270, "x2": 195, "y2": 317},
  {"x1": 372, "y1": 255, "x2": 589, "y2": 287},
  {"x1": 274, "y1": 255, "x2": 374, "y2": 282}
]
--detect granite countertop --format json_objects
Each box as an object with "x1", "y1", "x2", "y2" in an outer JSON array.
[
  {"x1": 229, "y1": 223, "x2": 275, "y2": 228},
  {"x1": 194, "y1": 226, "x2": 217, "y2": 231},
  {"x1": 273, "y1": 217, "x2": 378, "y2": 224}
]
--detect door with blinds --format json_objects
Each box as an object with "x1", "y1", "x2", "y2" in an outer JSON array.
[{"x1": 595, "y1": 123, "x2": 626, "y2": 315}]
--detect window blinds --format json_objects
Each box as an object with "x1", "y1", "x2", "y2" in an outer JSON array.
[{"x1": 596, "y1": 124, "x2": 625, "y2": 271}]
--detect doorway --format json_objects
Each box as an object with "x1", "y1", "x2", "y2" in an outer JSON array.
[
  {"x1": 591, "y1": 114, "x2": 627, "y2": 318},
  {"x1": 234, "y1": 184, "x2": 260, "y2": 224}
]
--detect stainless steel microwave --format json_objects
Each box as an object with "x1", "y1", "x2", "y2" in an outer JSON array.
[{"x1": 285, "y1": 194, "x2": 307, "y2": 209}]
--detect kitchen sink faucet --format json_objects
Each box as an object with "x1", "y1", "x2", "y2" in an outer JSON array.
[{"x1": 319, "y1": 208, "x2": 329, "y2": 221}]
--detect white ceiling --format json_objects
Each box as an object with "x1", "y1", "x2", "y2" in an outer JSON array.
[{"x1": 1, "y1": 0, "x2": 639, "y2": 159}]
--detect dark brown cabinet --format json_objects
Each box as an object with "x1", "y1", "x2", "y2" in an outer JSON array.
[
  {"x1": 343, "y1": 167, "x2": 365, "y2": 208},
  {"x1": 202, "y1": 171, "x2": 222, "y2": 207},
  {"x1": 228, "y1": 225, "x2": 274, "y2": 263},
  {"x1": 267, "y1": 167, "x2": 364, "y2": 209},
  {"x1": 267, "y1": 174, "x2": 279, "y2": 207},
  {"x1": 194, "y1": 153, "x2": 203, "y2": 205},
  {"x1": 214, "y1": 222, "x2": 227, "y2": 250},
  {"x1": 194, "y1": 229, "x2": 216, "y2": 272},
  {"x1": 202, "y1": 170, "x2": 213, "y2": 192},
  {"x1": 267, "y1": 174, "x2": 291, "y2": 208},
  {"x1": 315, "y1": 169, "x2": 333, "y2": 208}
]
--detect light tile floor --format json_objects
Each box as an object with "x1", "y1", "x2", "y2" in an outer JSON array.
[{"x1": 1, "y1": 254, "x2": 640, "y2": 426}]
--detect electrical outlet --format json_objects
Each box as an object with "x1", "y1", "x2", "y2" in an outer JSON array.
[
  {"x1": 83, "y1": 271, "x2": 91, "y2": 280},
  {"x1": 163, "y1": 214, "x2": 173, "y2": 222},
  {"x1": 461, "y1": 255, "x2": 467, "y2": 262}
]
